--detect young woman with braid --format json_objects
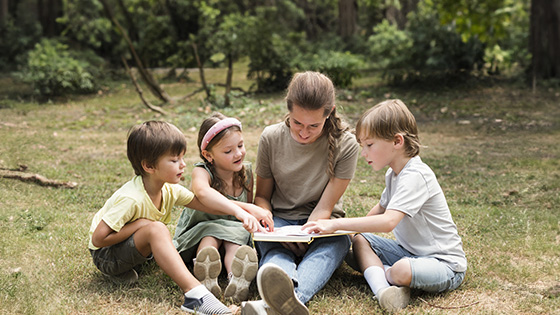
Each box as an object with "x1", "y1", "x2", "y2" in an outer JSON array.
[{"x1": 241, "y1": 71, "x2": 360, "y2": 315}]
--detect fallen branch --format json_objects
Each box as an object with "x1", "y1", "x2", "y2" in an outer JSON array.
[
  {"x1": 122, "y1": 57, "x2": 168, "y2": 116},
  {"x1": 0, "y1": 167, "x2": 77, "y2": 189},
  {"x1": 418, "y1": 297, "x2": 480, "y2": 309}
]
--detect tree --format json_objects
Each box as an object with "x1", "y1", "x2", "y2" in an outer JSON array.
[
  {"x1": 339, "y1": 0, "x2": 357, "y2": 37},
  {"x1": 530, "y1": 0, "x2": 560, "y2": 81}
]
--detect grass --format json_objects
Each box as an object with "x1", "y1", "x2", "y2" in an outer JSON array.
[{"x1": 0, "y1": 71, "x2": 559, "y2": 314}]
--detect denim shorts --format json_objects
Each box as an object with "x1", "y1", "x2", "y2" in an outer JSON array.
[
  {"x1": 360, "y1": 233, "x2": 465, "y2": 293},
  {"x1": 90, "y1": 234, "x2": 152, "y2": 276}
]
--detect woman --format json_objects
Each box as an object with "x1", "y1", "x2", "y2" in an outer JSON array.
[{"x1": 242, "y1": 71, "x2": 360, "y2": 315}]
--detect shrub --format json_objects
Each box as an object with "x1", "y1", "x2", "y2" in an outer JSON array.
[
  {"x1": 17, "y1": 39, "x2": 97, "y2": 97},
  {"x1": 294, "y1": 50, "x2": 363, "y2": 88}
]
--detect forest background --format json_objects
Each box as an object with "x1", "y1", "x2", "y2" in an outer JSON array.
[{"x1": 0, "y1": 0, "x2": 559, "y2": 314}]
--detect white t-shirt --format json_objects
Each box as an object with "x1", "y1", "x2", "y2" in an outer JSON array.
[
  {"x1": 380, "y1": 156, "x2": 467, "y2": 272},
  {"x1": 88, "y1": 175, "x2": 194, "y2": 250},
  {"x1": 256, "y1": 122, "x2": 359, "y2": 220}
]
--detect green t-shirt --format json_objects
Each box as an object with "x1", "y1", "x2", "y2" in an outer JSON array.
[{"x1": 88, "y1": 175, "x2": 194, "y2": 250}]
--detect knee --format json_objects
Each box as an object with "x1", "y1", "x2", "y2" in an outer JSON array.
[
  {"x1": 144, "y1": 221, "x2": 168, "y2": 236},
  {"x1": 352, "y1": 234, "x2": 370, "y2": 250},
  {"x1": 387, "y1": 259, "x2": 412, "y2": 286}
]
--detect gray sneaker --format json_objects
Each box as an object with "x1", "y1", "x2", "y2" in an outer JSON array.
[
  {"x1": 102, "y1": 269, "x2": 138, "y2": 285},
  {"x1": 224, "y1": 245, "x2": 258, "y2": 302},
  {"x1": 257, "y1": 263, "x2": 309, "y2": 315},
  {"x1": 194, "y1": 246, "x2": 222, "y2": 298},
  {"x1": 241, "y1": 300, "x2": 278, "y2": 315},
  {"x1": 377, "y1": 286, "x2": 410, "y2": 312}
]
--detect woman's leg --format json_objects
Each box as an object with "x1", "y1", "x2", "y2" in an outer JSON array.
[{"x1": 293, "y1": 234, "x2": 351, "y2": 304}]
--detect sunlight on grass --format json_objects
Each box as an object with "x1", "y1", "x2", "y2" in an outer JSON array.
[{"x1": 1, "y1": 68, "x2": 559, "y2": 314}]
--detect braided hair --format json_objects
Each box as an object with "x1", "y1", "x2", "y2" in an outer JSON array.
[{"x1": 284, "y1": 71, "x2": 349, "y2": 179}]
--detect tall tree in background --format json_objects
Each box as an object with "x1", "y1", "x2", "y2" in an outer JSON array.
[
  {"x1": 339, "y1": 0, "x2": 357, "y2": 38},
  {"x1": 530, "y1": 0, "x2": 560, "y2": 81}
]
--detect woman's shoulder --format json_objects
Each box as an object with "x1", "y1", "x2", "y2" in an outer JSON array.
[{"x1": 261, "y1": 121, "x2": 286, "y2": 137}]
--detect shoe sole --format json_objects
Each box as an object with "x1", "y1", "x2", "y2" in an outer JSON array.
[
  {"x1": 257, "y1": 263, "x2": 309, "y2": 315},
  {"x1": 224, "y1": 245, "x2": 258, "y2": 302},
  {"x1": 378, "y1": 286, "x2": 410, "y2": 312},
  {"x1": 240, "y1": 301, "x2": 272, "y2": 315},
  {"x1": 194, "y1": 246, "x2": 222, "y2": 298}
]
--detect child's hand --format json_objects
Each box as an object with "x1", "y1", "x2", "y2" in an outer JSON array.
[
  {"x1": 236, "y1": 202, "x2": 274, "y2": 232},
  {"x1": 246, "y1": 204, "x2": 274, "y2": 232},
  {"x1": 303, "y1": 219, "x2": 336, "y2": 234},
  {"x1": 235, "y1": 209, "x2": 264, "y2": 233}
]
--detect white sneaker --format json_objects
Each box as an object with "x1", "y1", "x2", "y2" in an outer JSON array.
[
  {"x1": 257, "y1": 263, "x2": 309, "y2": 315},
  {"x1": 193, "y1": 246, "x2": 222, "y2": 298},
  {"x1": 224, "y1": 245, "x2": 258, "y2": 302},
  {"x1": 377, "y1": 286, "x2": 410, "y2": 312}
]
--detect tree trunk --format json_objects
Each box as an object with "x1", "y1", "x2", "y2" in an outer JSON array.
[
  {"x1": 99, "y1": 0, "x2": 172, "y2": 104},
  {"x1": 384, "y1": 0, "x2": 418, "y2": 30},
  {"x1": 37, "y1": 0, "x2": 62, "y2": 37},
  {"x1": 0, "y1": 0, "x2": 8, "y2": 24},
  {"x1": 224, "y1": 53, "x2": 233, "y2": 107},
  {"x1": 192, "y1": 42, "x2": 212, "y2": 100},
  {"x1": 530, "y1": 0, "x2": 560, "y2": 81},
  {"x1": 338, "y1": 0, "x2": 357, "y2": 38},
  {"x1": 116, "y1": 0, "x2": 139, "y2": 42}
]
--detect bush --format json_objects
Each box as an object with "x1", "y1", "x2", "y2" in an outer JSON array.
[
  {"x1": 294, "y1": 50, "x2": 363, "y2": 88},
  {"x1": 367, "y1": 3, "x2": 484, "y2": 83},
  {"x1": 0, "y1": 18, "x2": 41, "y2": 71},
  {"x1": 16, "y1": 39, "x2": 97, "y2": 97}
]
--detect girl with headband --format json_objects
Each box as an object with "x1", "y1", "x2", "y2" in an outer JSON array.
[{"x1": 173, "y1": 113, "x2": 273, "y2": 302}]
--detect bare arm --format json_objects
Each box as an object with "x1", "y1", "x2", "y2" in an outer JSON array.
[
  {"x1": 189, "y1": 167, "x2": 263, "y2": 232},
  {"x1": 303, "y1": 209, "x2": 405, "y2": 234},
  {"x1": 254, "y1": 175, "x2": 273, "y2": 212},
  {"x1": 91, "y1": 218, "x2": 152, "y2": 248},
  {"x1": 308, "y1": 177, "x2": 352, "y2": 221}
]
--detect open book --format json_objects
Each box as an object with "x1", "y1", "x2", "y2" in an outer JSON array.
[{"x1": 252, "y1": 225, "x2": 356, "y2": 243}]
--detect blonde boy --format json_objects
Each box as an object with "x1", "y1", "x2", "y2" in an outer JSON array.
[
  {"x1": 88, "y1": 121, "x2": 261, "y2": 315},
  {"x1": 304, "y1": 100, "x2": 467, "y2": 312}
]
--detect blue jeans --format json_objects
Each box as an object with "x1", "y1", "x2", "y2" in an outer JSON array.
[
  {"x1": 255, "y1": 217, "x2": 351, "y2": 304},
  {"x1": 361, "y1": 233, "x2": 465, "y2": 293}
]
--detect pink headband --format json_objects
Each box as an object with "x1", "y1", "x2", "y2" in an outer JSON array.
[{"x1": 201, "y1": 117, "x2": 242, "y2": 151}]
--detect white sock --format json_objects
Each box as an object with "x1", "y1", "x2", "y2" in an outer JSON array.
[
  {"x1": 383, "y1": 264, "x2": 391, "y2": 272},
  {"x1": 185, "y1": 284, "x2": 209, "y2": 299},
  {"x1": 364, "y1": 266, "x2": 390, "y2": 296}
]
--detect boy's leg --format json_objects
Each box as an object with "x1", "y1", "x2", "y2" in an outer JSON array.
[
  {"x1": 133, "y1": 221, "x2": 199, "y2": 292},
  {"x1": 354, "y1": 233, "x2": 411, "y2": 312}
]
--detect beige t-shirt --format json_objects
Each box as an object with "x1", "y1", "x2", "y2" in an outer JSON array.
[
  {"x1": 88, "y1": 175, "x2": 194, "y2": 250},
  {"x1": 256, "y1": 122, "x2": 359, "y2": 220}
]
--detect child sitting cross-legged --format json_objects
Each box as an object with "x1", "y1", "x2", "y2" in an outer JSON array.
[
  {"x1": 304, "y1": 100, "x2": 467, "y2": 312},
  {"x1": 88, "y1": 120, "x2": 263, "y2": 315}
]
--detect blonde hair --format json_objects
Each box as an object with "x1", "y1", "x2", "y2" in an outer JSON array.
[
  {"x1": 197, "y1": 112, "x2": 248, "y2": 194},
  {"x1": 127, "y1": 121, "x2": 187, "y2": 176},
  {"x1": 356, "y1": 99, "x2": 420, "y2": 157},
  {"x1": 285, "y1": 71, "x2": 349, "y2": 178}
]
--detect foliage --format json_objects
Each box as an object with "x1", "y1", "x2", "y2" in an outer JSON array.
[
  {"x1": 367, "y1": 2, "x2": 485, "y2": 82},
  {"x1": 429, "y1": 0, "x2": 530, "y2": 74},
  {"x1": 16, "y1": 39, "x2": 98, "y2": 97},
  {"x1": 293, "y1": 50, "x2": 364, "y2": 88},
  {"x1": 0, "y1": 17, "x2": 42, "y2": 71}
]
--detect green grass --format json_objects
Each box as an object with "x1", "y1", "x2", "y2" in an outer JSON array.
[{"x1": 1, "y1": 71, "x2": 559, "y2": 314}]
